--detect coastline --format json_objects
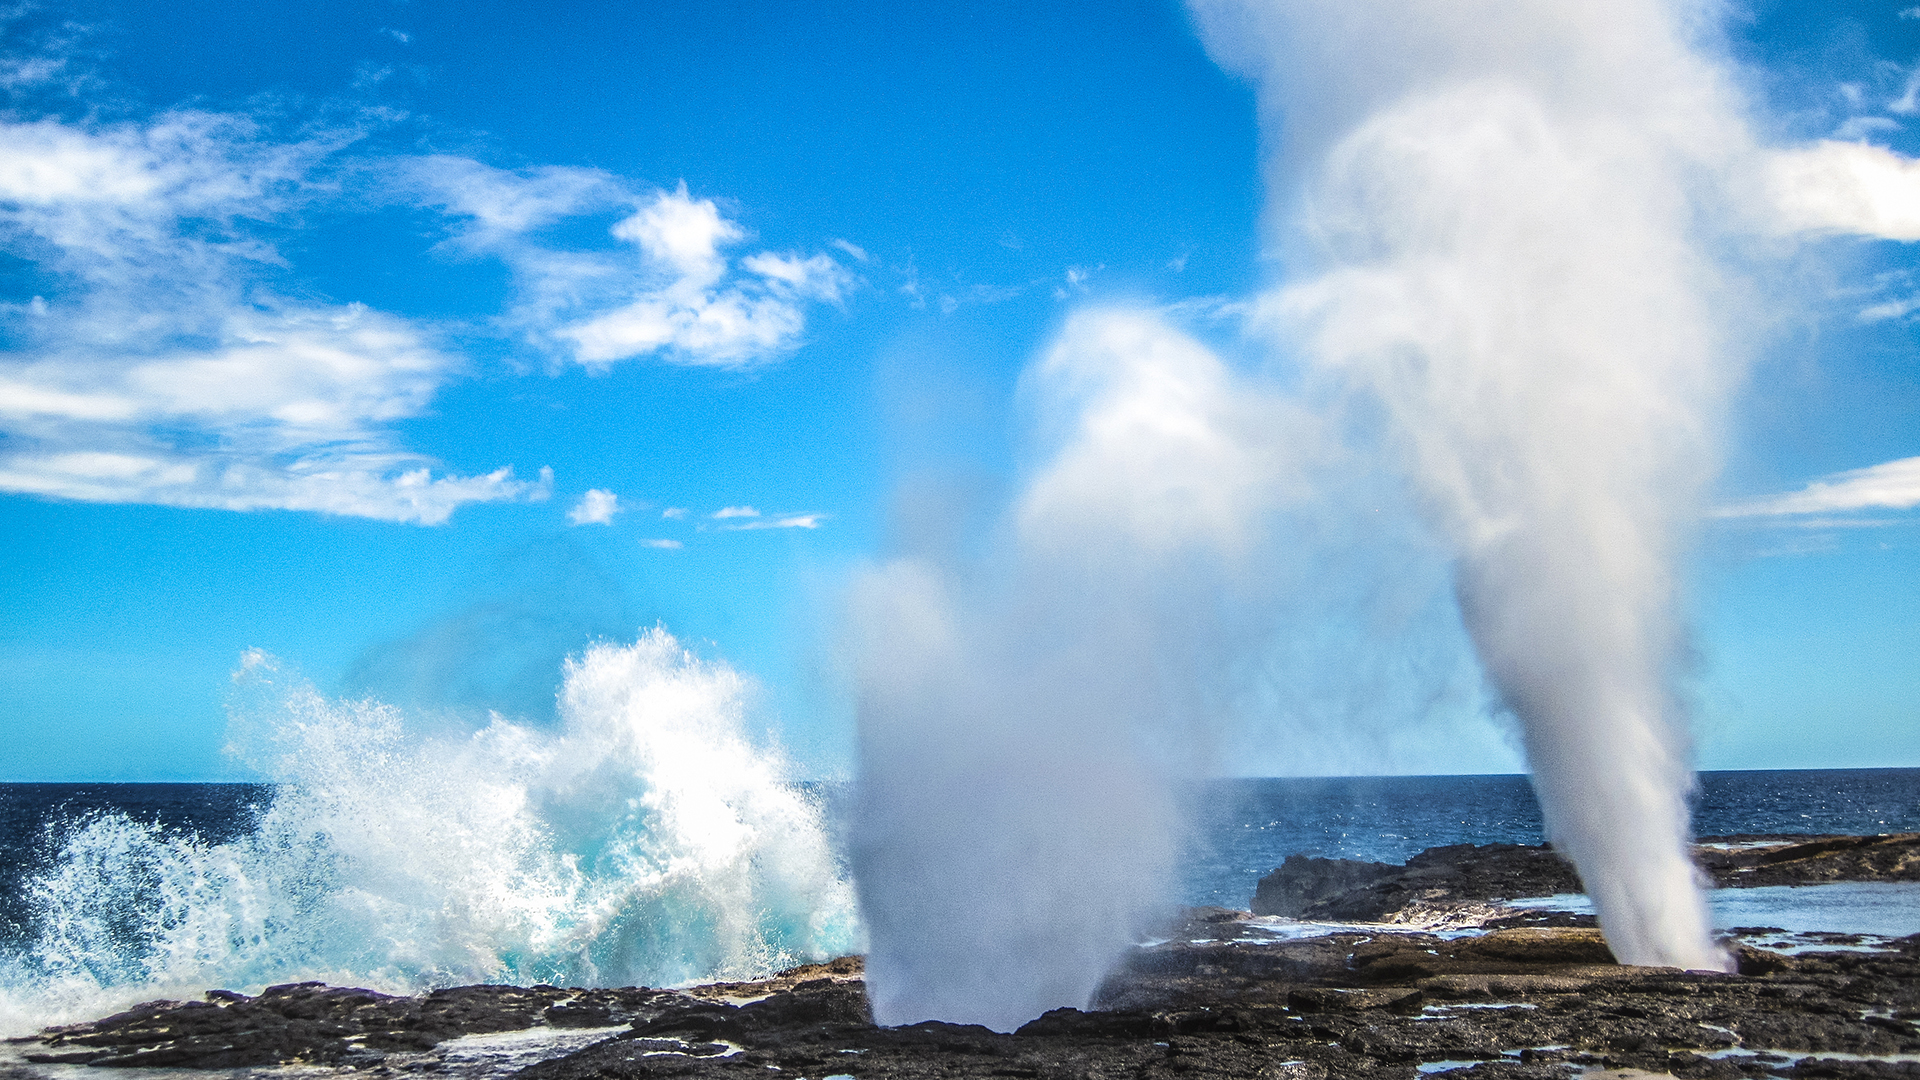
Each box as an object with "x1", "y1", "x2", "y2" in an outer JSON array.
[{"x1": 6, "y1": 835, "x2": 1918, "y2": 1080}]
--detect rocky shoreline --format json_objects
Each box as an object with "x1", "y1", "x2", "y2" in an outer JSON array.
[{"x1": 8, "y1": 835, "x2": 1917, "y2": 1080}]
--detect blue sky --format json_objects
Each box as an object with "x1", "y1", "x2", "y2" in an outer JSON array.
[{"x1": 1, "y1": 0, "x2": 1916, "y2": 781}]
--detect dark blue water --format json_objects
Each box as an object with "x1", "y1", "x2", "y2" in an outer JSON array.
[
  {"x1": 1180, "y1": 768, "x2": 1920, "y2": 907},
  {"x1": 0, "y1": 783, "x2": 271, "y2": 944},
  {"x1": 3, "y1": 770, "x2": 1916, "y2": 930}
]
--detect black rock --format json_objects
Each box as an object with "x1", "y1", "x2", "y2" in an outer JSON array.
[{"x1": 1251, "y1": 843, "x2": 1584, "y2": 921}]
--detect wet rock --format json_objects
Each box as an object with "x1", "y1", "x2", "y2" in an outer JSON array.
[
  {"x1": 23, "y1": 980, "x2": 676, "y2": 1068},
  {"x1": 1253, "y1": 856, "x2": 1407, "y2": 917},
  {"x1": 1252, "y1": 834, "x2": 1920, "y2": 926},
  {"x1": 1252, "y1": 843, "x2": 1583, "y2": 921},
  {"x1": 1698, "y1": 834, "x2": 1920, "y2": 888},
  {"x1": 1159, "y1": 905, "x2": 1259, "y2": 941}
]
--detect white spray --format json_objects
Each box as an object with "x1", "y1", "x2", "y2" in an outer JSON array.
[
  {"x1": 850, "y1": 309, "x2": 1304, "y2": 1029},
  {"x1": 1191, "y1": 0, "x2": 1757, "y2": 969},
  {"x1": 0, "y1": 628, "x2": 861, "y2": 1037}
]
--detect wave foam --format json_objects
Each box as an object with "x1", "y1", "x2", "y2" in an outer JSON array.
[{"x1": 0, "y1": 628, "x2": 862, "y2": 1036}]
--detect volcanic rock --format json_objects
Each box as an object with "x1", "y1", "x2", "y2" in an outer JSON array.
[
  {"x1": 1698, "y1": 834, "x2": 1920, "y2": 888},
  {"x1": 1251, "y1": 844, "x2": 1583, "y2": 920},
  {"x1": 19, "y1": 980, "x2": 680, "y2": 1068},
  {"x1": 508, "y1": 930, "x2": 1920, "y2": 1080}
]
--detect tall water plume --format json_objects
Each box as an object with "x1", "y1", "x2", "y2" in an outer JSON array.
[
  {"x1": 1190, "y1": 0, "x2": 1757, "y2": 969},
  {"x1": 850, "y1": 309, "x2": 1305, "y2": 1029},
  {"x1": 0, "y1": 629, "x2": 860, "y2": 1037}
]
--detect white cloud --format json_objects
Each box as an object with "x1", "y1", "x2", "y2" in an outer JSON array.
[
  {"x1": 741, "y1": 251, "x2": 852, "y2": 301},
  {"x1": 640, "y1": 538, "x2": 684, "y2": 549},
  {"x1": 0, "y1": 111, "x2": 547, "y2": 523},
  {"x1": 559, "y1": 188, "x2": 851, "y2": 369},
  {"x1": 612, "y1": 185, "x2": 740, "y2": 282},
  {"x1": 1718, "y1": 456, "x2": 1920, "y2": 517},
  {"x1": 712, "y1": 505, "x2": 759, "y2": 519},
  {"x1": 1833, "y1": 116, "x2": 1902, "y2": 140},
  {"x1": 720, "y1": 513, "x2": 826, "y2": 531},
  {"x1": 410, "y1": 170, "x2": 853, "y2": 370},
  {"x1": 0, "y1": 452, "x2": 545, "y2": 524},
  {"x1": 408, "y1": 155, "x2": 618, "y2": 243},
  {"x1": 662, "y1": 506, "x2": 689, "y2": 519},
  {"x1": 1858, "y1": 294, "x2": 1920, "y2": 322},
  {"x1": 567, "y1": 488, "x2": 621, "y2": 525},
  {"x1": 1765, "y1": 140, "x2": 1920, "y2": 240},
  {"x1": 0, "y1": 86, "x2": 852, "y2": 520},
  {"x1": 561, "y1": 288, "x2": 808, "y2": 368}
]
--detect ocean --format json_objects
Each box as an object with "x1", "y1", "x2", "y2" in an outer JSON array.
[
  {"x1": 1181, "y1": 768, "x2": 1920, "y2": 907},
  {"x1": 1, "y1": 768, "x2": 1916, "y2": 1037}
]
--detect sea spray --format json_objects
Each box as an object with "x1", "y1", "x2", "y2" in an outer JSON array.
[
  {"x1": 851, "y1": 309, "x2": 1302, "y2": 1029},
  {"x1": 1189, "y1": 0, "x2": 1755, "y2": 970},
  {"x1": 0, "y1": 628, "x2": 860, "y2": 1037}
]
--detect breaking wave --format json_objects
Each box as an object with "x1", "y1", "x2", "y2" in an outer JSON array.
[{"x1": 0, "y1": 628, "x2": 862, "y2": 1036}]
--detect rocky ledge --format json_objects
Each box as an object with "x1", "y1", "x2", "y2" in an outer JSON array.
[
  {"x1": 1251, "y1": 833, "x2": 1920, "y2": 922},
  {"x1": 9, "y1": 836, "x2": 1916, "y2": 1080}
]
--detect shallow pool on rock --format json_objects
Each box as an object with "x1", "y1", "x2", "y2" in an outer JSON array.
[{"x1": 1507, "y1": 881, "x2": 1920, "y2": 939}]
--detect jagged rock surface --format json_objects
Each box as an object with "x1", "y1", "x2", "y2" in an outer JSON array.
[
  {"x1": 1700, "y1": 834, "x2": 1920, "y2": 889},
  {"x1": 17, "y1": 981, "x2": 684, "y2": 1068},
  {"x1": 510, "y1": 930, "x2": 1920, "y2": 1080}
]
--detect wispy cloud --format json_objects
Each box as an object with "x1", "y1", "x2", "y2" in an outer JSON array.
[
  {"x1": 411, "y1": 163, "x2": 854, "y2": 370},
  {"x1": 1718, "y1": 456, "x2": 1920, "y2": 518},
  {"x1": 639, "y1": 538, "x2": 683, "y2": 549},
  {"x1": 1051, "y1": 264, "x2": 1103, "y2": 300},
  {"x1": 0, "y1": 79, "x2": 854, "y2": 520},
  {"x1": 1858, "y1": 294, "x2": 1920, "y2": 322},
  {"x1": 567, "y1": 488, "x2": 621, "y2": 525},
  {"x1": 1893, "y1": 67, "x2": 1920, "y2": 117},
  {"x1": 0, "y1": 112, "x2": 549, "y2": 523},
  {"x1": 719, "y1": 512, "x2": 826, "y2": 531},
  {"x1": 661, "y1": 506, "x2": 689, "y2": 519},
  {"x1": 711, "y1": 505, "x2": 759, "y2": 519},
  {"x1": 1833, "y1": 115, "x2": 1902, "y2": 140}
]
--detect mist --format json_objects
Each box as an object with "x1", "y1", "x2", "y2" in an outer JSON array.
[
  {"x1": 346, "y1": 537, "x2": 643, "y2": 726},
  {"x1": 849, "y1": 310, "x2": 1306, "y2": 1029}
]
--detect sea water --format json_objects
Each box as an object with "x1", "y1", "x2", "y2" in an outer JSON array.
[
  {"x1": 2, "y1": 755, "x2": 1916, "y2": 1037},
  {"x1": 1509, "y1": 882, "x2": 1920, "y2": 941},
  {"x1": 1181, "y1": 768, "x2": 1920, "y2": 908}
]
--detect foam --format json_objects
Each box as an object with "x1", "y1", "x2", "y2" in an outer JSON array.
[{"x1": 0, "y1": 629, "x2": 861, "y2": 1037}]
